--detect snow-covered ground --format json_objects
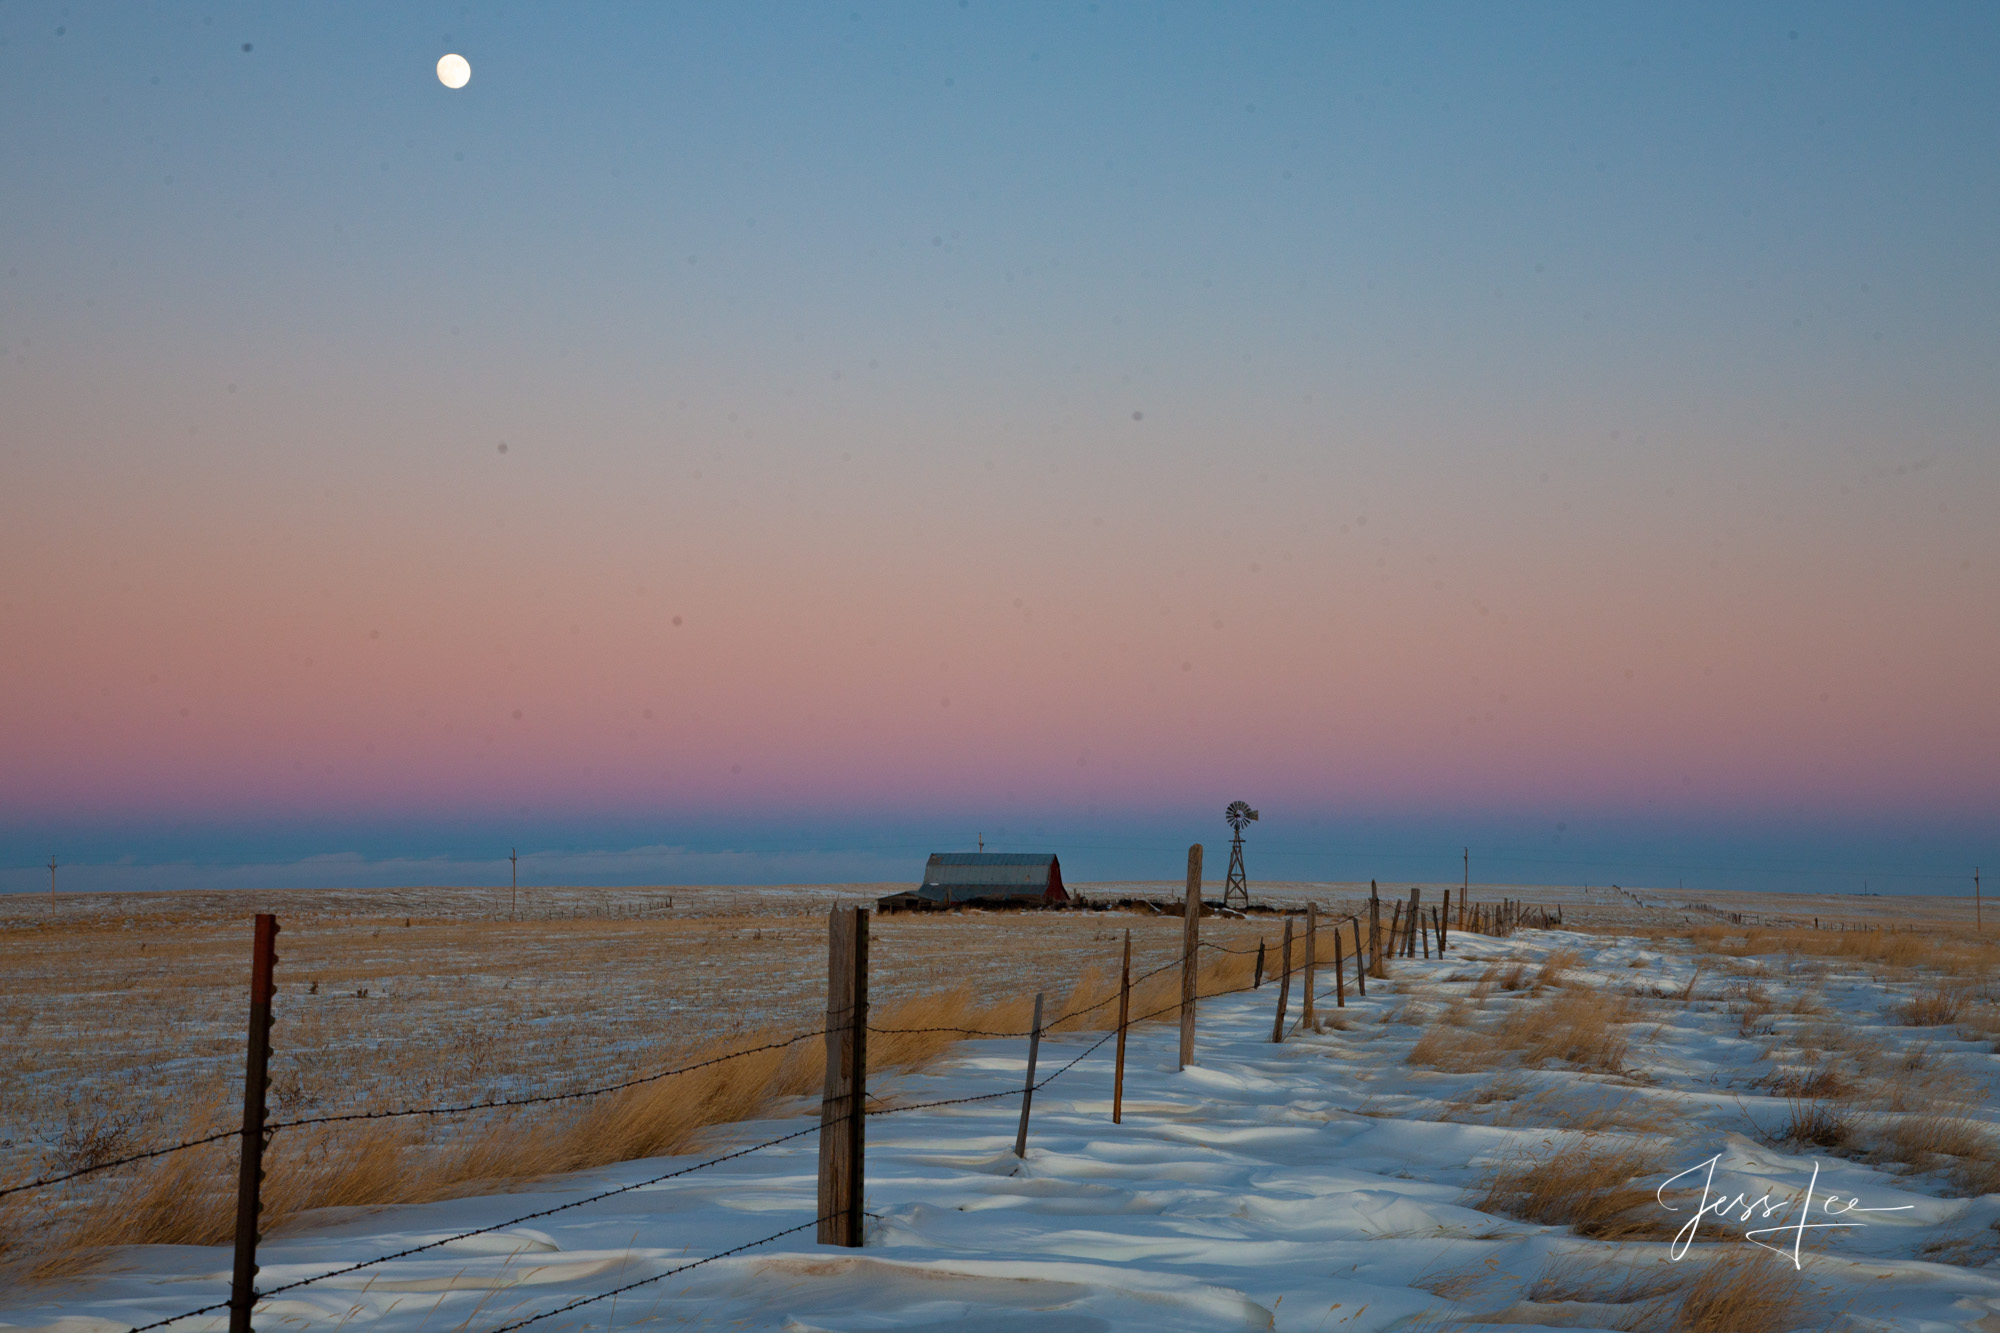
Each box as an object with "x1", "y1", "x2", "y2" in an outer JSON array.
[{"x1": 7, "y1": 928, "x2": 1998, "y2": 1332}]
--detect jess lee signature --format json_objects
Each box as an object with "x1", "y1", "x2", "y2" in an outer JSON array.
[{"x1": 1656, "y1": 1155, "x2": 1913, "y2": 1268}]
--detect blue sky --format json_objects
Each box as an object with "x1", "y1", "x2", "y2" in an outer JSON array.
[{"x1": 2, "y1": 2, "x2": 1995, "y2": 896}]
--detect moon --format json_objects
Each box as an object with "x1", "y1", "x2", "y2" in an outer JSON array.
[{"x1": 437, "y1": 53, "x2": 471, "y2": 89}]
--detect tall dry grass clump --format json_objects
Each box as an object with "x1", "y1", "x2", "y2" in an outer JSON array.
[
  {"x1": 1896, "y1": 981, "x2": 1971, "y2": 1027},
  {"x1": 1512, "y1": 1249, "x2": 1815, "y2": 1333},
  {"x1": 1473, "y1": 1138, "x2": 1669, "y2": 1240},
  {"x1": 1498, "y1": 990, "x2": 1636, "y2": 1073}
]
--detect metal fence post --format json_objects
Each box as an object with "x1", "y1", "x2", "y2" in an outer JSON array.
[
  {"x1": 1013, "y1": 992, "x2": 1044, "y2": 1158},
  {"x1": 228, "y1": 914, "x2": 280, "y2": 1333},
  {"x1": 1112, "y1": 931, "x2": 1131, "y2": 1124},
  {"x1": 1178, "y1": 844, "x2": 1202, "y2": 1070}
]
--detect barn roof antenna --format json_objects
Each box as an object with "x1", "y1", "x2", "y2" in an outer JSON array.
[{"x1": 1223, "y1": 802, "x2": 1258, "y2": 909}]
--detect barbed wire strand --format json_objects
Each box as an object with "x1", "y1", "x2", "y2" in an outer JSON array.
[{"x1": 0, "y1": 1029, "x2": 833, "y2": 1201}]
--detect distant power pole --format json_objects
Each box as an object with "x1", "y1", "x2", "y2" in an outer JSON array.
[
  {"x1": 509, "y1": 847, "x2": 518, "y2": 920},
  {"x1": 978, "y1": 833, "x2": 984, "y2": 851},
  {"x1": 48, "y1": 855, "x2": 58, "y2": 903}
]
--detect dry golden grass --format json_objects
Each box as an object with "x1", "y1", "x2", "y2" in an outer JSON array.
[
  {"x1": 1473, "y1": 1138, "x2": 1671, "y2": 1241},
  {"x1": 1408, "y1": 978, "x2": 1642, "y2": 1077},
  {"x1": 1673, "y1": 922, "x2": 2000, "y2": 976},
  {"x1": 0, "y1": 891, "x2": 1298, "y2": 1280},
  {"x1": 1510, "y1": 1249, "x2": 1816, "y2": 1333},
  {"x1": 1896, "y1": 981, "x2": 1973, "y2": 1026}
]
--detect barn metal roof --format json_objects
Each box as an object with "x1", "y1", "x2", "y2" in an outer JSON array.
[{"x1": 925, "y1": 853, "x2": 1055, "y2": 867}]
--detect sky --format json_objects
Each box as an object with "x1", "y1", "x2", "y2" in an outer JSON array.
[{"x1": 2, "y1": 2, "x2": 1995, "y2": 896}]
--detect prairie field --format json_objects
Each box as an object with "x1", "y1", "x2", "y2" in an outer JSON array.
[{"x1": 3, "y1": 879, "x2": 1996, "y2": 1331}]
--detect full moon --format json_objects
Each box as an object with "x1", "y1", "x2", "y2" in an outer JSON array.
[{"x1": 436, "y1": 53, "x2": 471, "y2": 89}]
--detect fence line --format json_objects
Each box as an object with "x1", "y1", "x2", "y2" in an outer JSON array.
[
  {"x1": 0, "y1": 909, "x2": 1384, "y2": 1203},
  {"x1": 16, "y1": 889, "x2": 1478, "y2": 1333},
  {"x1": 126, "y1": 951, "x2": 1335, "y2": 1333}
]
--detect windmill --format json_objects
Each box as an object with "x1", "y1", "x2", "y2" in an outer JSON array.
[{"x1": 1222, "y1": 801, "x2": 1258, "y2": 909}]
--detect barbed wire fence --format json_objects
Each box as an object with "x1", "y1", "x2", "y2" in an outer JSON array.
[{"x1": 2, "y1": 863, "x2": 1506, "y2": 1333}]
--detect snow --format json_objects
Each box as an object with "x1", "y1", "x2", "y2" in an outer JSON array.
[{"x1": 7, "y1": 929, "x2": 2000, "y2": 1332}]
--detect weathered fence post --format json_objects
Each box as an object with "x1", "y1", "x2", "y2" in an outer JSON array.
[
  {"x1": 1179, "y1": 844, "x2": 1202, "y2": 1071},
  {"x1": 1302, "y1": 903, "x2": 1317, "y2": 1028},
  {"x1": 1441, "y1": 890, "x2": 1451, "y2": 953},
  {"x1": 817, "y1": 906, "x2": 868, "y2": 1246},
  {"x1": 1351, "y1": 915, "x2": 1367, "y2": 996},
  {"x1": 1113, "y1": 930, "x2": 1130, "y2": 1124},
  {"x1": 1388, "y1": 900, "x2": 1404, "y2": 963},
  {"x1": 229, "y1": 913, "x2": 280, "y2": 1333},
  {"x1": 1406, "y1": 888, "x2": 1422, "y2": 957},
  {"x1": 1369, "y1": 884, "x2": 1386, "y2": 979},
  {"x1": 1253, "y1": 939, "x2": 1266, "y2": 989},
  {"x1": 1332, "y1": 930, "x2": 1347, "y2": 1006},
  {"x1": 1014, "y1": 991, "x2": 1043, "y2": 1158},
  {"x1": 1270, "y1": 916, "x2": 1294, "y2": 1042}
]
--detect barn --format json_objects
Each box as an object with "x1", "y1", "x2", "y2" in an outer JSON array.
[{"x1": 878, "y1": 852, "x2": 1069, "y2": 909}]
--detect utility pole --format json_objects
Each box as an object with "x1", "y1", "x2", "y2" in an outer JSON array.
[
  {"x1": 509, "y1": 847, "x2": 518, "y2": 920},
  {"x1": 977, "y1": 833, "x2": 984, "y2": 851},
  {"x1": 48, "y1": 855, "x2": 58, "y2": 903}
]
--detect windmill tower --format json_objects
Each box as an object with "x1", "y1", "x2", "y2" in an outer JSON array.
[{"x1": 1222, "y1": 801, "x2": 1258, "y2": 909}]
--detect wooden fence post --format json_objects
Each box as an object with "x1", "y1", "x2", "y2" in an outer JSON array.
[
  {"x1": 1406, "y1": 888, "x2": 1422, "y2": 957},
  {"x1": 1253, "y1": 939, "x2": 1266, "y2": 989},
  {"x1": 1332, "y1": 930, "x2": 1347, "y2": 1007},
  {"x1": 1351, "y1": 916, "x2": 1367, "y2": 996},
  {"x1": 1270, "y1": 916, "x2": 1294, "y2": 1042},
  {"x1": 228, "y1": 913, "x2": 280, "y2": 1333},
  {"x1": 1302, "y1": 903, "x2": 1317, "y2": 1029},
  {"x1": 1388, "y1": 900, "x2": 1403, "y2": 965},
  {"x1": 1014, "y1": 992, "x2": 1044, "y2": 1158},
  {"x1": 1441, "y1": 890, "x2": 1451, "y2": 953},
  {"x1": 1369, "y1": 882, "x2": 1382, "y2": 978},
  {"x1": 1113, "y1": 930, "x2": 1130, "y2": 1124},
  {"x1": 1178, "y1": 844, "x2": 1202, "y2": 1071},
  {"x1": 817, "y1": 906, "x2": 868, "y2": 1246}
]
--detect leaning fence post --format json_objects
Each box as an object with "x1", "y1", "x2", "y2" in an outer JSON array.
[
  {"x1": 1332, "y1": 930, "x2": 1347, "y2": 1007},
  {"x1": 1302, "y1": 902, "x2": 1317, "y2": 1029},
  {"x1": 1441, "y1": 890, "x2": 1451, "y2": 952},
  {"x1": 817, "y1": 906, "x2": 868, "y2": 1246},
  {"x1": 1351, "y1": 915, "x2": 1367, "y2": 996},
  {"x1": 1253, "y1": 939, "x2": 1266, "y2": 989},
  {"x1": 1113, "y1": 930, "x2": 1131, "y2": 1124},
  {"x1": 1269, "y1": 916, "x2": 1294, "y2": 1042},
  {"x1": 1388, "y1": 900, "x2": 1403, "y2": 964},
  {"x1": 228, "y1": 913, "x2": 280, "y2": 1333},
  {"x1": 1014, "y1": 992, "x2": 1044, "y2": 1158},
  {"x1": 1178, "y1": 844, "x2": 1202, "y2": 1071}
]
